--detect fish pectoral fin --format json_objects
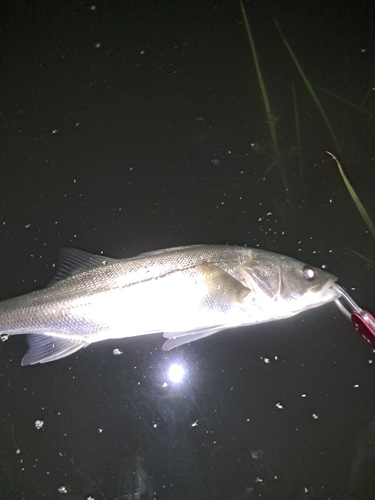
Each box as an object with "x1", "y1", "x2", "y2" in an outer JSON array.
[
  {"x1": 162, "y1": 325, "x2": 226, "y2": 350},
  {"x1": 196, "y1": 263, "x2": 250, "y2": 303},
  {"x1": 21, "y1": 335, "x2": 87, "y2": 366}
]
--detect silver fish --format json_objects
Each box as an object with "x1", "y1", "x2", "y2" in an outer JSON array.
[{"x1": 0, "y1": 245, "x2": 340, "y2": 365}]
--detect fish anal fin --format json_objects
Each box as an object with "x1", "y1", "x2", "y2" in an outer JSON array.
[{"x1": 21, "y1": 334, "x2": 87, "y2": 365}]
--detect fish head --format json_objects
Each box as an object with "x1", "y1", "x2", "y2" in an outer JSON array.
[{"x1": 241, "y1": 251, "x2": 340, "y2": 318}]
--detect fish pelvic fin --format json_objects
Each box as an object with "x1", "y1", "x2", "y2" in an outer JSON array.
[{"x1": 162, "y1": 325, "x2": 226, "y2": 350}]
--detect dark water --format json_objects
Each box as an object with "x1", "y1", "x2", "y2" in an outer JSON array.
[{"x1": 1, "y1": 0, "x2": 375, "y2": 498}]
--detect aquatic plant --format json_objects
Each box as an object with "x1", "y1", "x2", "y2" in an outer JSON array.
[
  {"x1": 239, "y1": 0, "x2": 286, "y2": 191},
  {"x1": 326, "y1": 152, "x2": 375, "y2": 241},
  {"x1": 240, "y1": 0, "x2": 374, "y2": 240}
]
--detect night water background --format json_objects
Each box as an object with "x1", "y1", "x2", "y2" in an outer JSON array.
[{"x1": 1, "y1": 1, "x2": 375, "y2": 498}]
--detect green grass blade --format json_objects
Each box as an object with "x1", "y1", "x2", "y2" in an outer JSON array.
[
  {"x1": 291, "y1": 80, "x2": 302, "y2": 171},
  {"x1": 348, "y1": 249, "x2": 374, "y2": 265},
  {"x1": 316, "y1": 85, "x2": 375, "y2": 119},
  {"x1": 240, "y1": 1, "x2": 272, "y2": 128},
  {"x1": 275, "y1": 20, "x2": 341, "y2": 153},
  {"x1": 326, "y1": 151, "x2": 375, "y2": 240},
  {"x1": 240, "y1": 1, "x2": 287, "y2": 190}
]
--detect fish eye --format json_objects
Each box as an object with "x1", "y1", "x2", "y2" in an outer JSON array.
[{"x1": 302, "y1": 265, "x2": 315, "y2": 280}]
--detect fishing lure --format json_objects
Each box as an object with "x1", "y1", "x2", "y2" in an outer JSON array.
[{"x1": 334, "y1": 284, "x2": 375, "y2": 348}]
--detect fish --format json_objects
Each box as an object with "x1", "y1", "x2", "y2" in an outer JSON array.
[{"x1": 0, "y1": 244, "x2": 341, "y2": 365}]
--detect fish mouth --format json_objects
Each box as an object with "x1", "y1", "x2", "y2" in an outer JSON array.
[
  {"x1": 309, "y1": 275, "x2": 338, "y2": 295},
  {"x1": 322, "y1": 277, "x2": 341, "y2": 302}
]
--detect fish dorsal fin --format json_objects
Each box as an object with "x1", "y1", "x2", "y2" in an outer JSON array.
[
  {"x1": 48, "y1": 248, "x2": 117, "y2": 286},
  {"x1": 137, "y1": 245, "x2": 203, "y2": 258}
]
